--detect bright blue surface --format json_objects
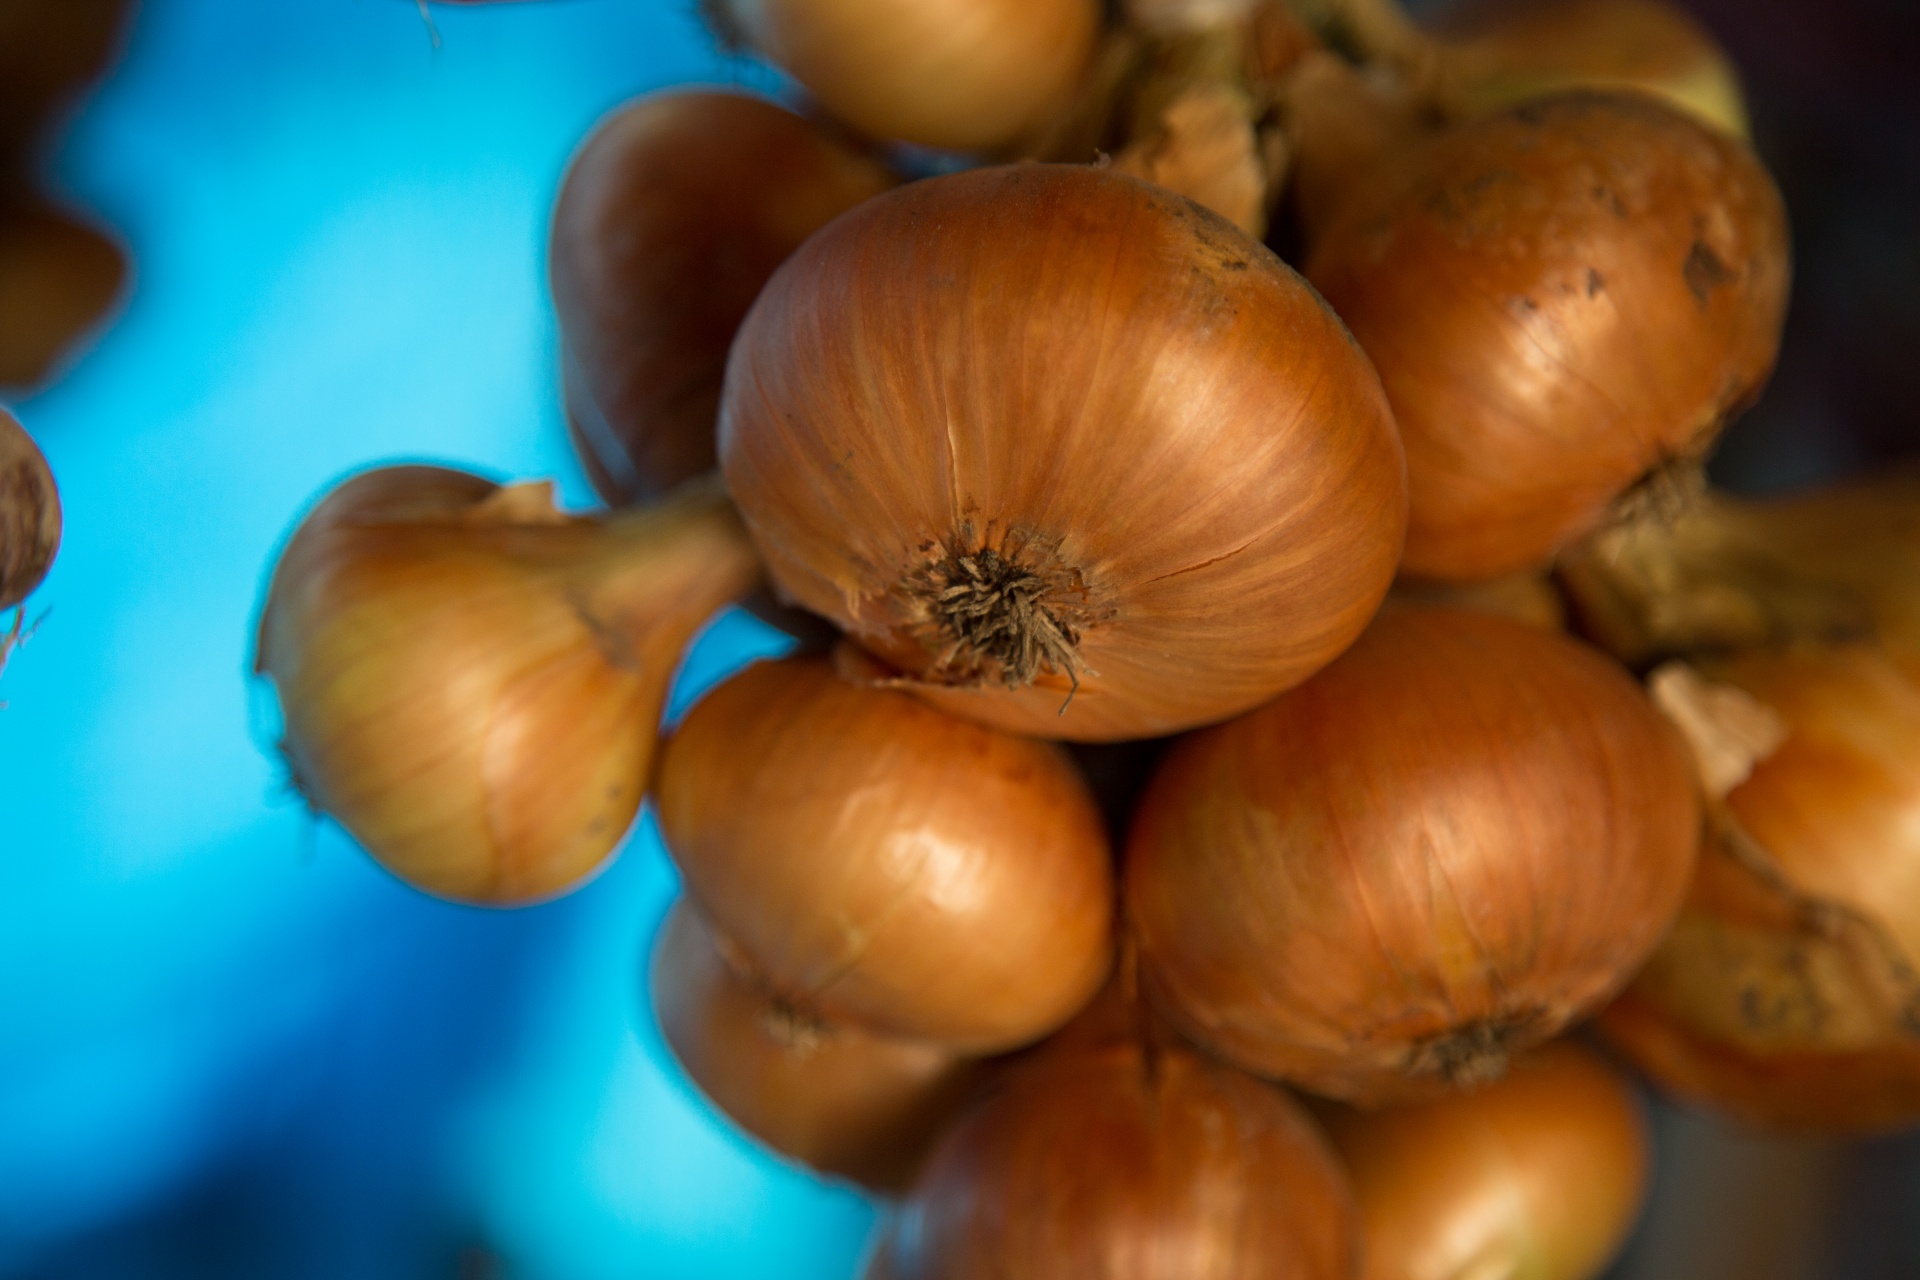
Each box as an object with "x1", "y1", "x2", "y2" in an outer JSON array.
[{"x1": 0, "y1": 2, "x2": 871, "y2": 1276}]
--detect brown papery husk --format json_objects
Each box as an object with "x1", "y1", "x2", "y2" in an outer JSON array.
[
  {"x1": 720, "y1": 164, "x2": 1407, "y2": 742},
  {"x1": 0, "y1": 193, "x2": 126, "y2": 390},
  {"x1": 865, "y1": 991, "x2": 1358, "y2": 1279},
  {"x1": 255, "y1": 468, "x2": 760, "y2": 905},
  {"x1": 709, "y1": 0, "x2": 1102, "y2": 155},
  {"x1": 551, "y1": 92, "x2": 894, "y2": 505},
  {"x1": 1305, "y1": 90, "x2": 1788, "y2": 582},
  {"x1": 1599, "y1": 645, "x2": 1920, "y2": 1133},
  {"x1": 1320, "y1": 1040, "x2": 1650, "y2": 1280},
  {"x1": 1126, "y1": 607, "x2": 1700, "y2": 1105},
  {"x1": 0, "y1": 409, "x2": 59, "y2": 611},
  {"x1": 650, "y1": 899, "x2": 989, "y2": 1193},
  {"x1": 653, "y1": 650, "x2": 1115, "y2": 1053}
]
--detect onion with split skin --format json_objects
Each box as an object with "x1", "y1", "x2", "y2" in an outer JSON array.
[
  {"x1": 720, "y1": 163, "x2": 1407, "y2": 742},
  {"x1": 1320, "y1": 1040, "x2": 1651, "y2": 1280},
  {"x1": 254, "y1": 467, "x2": 760, "y2": 905},
  {"x1": 653, "y1": 649, "x2": 1115, "y2": 1053},
  {"x1": 650, "y1": 898, "x2": 987, "y2": 1193},
  {"x1": 0, "y1": 409, "x2": 59, "y2": 613},
  {"x1": 1126, "y1": 607, "x2": 1700, "y2": 1105},
  {"x1": 550, "y1": 91, "x2": 893, "y2": 505}
]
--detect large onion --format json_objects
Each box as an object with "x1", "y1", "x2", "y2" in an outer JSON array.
[
  {"x1": 650, "y1": 899, "x2": 985, "y2": 1192},
  {"x1": 653, "y1": 651, "x2": 1114, "y2": 1052},
  {"x1": 550, "y1": 92, "x2": 893, "y2": 504},
  {"x1": 1127, "y1": 607, "x2": 1700, "y2": 1104},
  {"x1": 720, "y1": 164, "x2": 1407, "y2": 741},
  {"x1": 1305, "y1": 91, "x2": 1788, "y2": 581}
]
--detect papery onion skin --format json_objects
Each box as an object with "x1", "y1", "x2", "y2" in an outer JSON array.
[
  {"x1": 654, "y1": 651, "x2": 1114, "y2": 1052},
  {"x1": 1321, "y1": 1041, "x2": 1650, "y2": 1280},
  {"x1": 551, "y1": 92, "x2": 893, "y2": 504},
  {"x1": 1127, "y1": 607, "x2": 1700, "y2": 1105},
  {"x1": 1600, "y1": 645, "x2": 1920, "y2": 1133},
  {"x1": 0, "y1": 409, "x2": 59, "y2": 611},
  {"x1": 650, "y1": 898, "x2": 986, "y2": 1193},
  {"x1": 0, "y1": 195, "x2": 125, "y2": 390},
  {"x1": 255, "y1": 468, "x2": 759, "y2": 905},
  {"x1": 1306, "y1": 91, "x2": 1788, "y2": 582},
  {"x1": 721, "y1": 164, "x2": 1407, "y2": 742},
  {"x1": 709, "y1": 0, "x2": 1100, "y2": 154},
  {"x1": 868, "y1": 1033, "x2": 1357, "y2": 1279}
]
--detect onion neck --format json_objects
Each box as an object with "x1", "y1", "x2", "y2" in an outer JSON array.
[{"x1": 1408, "y1": 1013, "x2": 1544, "y2": 1088}]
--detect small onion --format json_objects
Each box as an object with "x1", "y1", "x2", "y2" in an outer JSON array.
[
  {"x1": 1321, "y1": 1041, "x2": 1651, "y2": 1280},
  {"x1": 654, "y1": 650, "x2": 1114, "y2": 1052},
  {"x1": 255, "y1": 468, "x2": 759, "y2": 905},
  {"x1": 0, "y1": 409, "x2": 59, "y2": 612},
  {"x1": 867, "y1": 1014, "x2": 1358, "y2": 1278},
  {"x1": 1127, "y1": 607, "x2": 1700, "y2": 1104},
  {"x1": 1306, "y1": 91, "x2": 1789, "y2": 581},
  {"x1": 706, "y1": 0, "x2": 1101, "y2": 154},
  {"x1": 0, "y1": 195, "x2": 125, "y2": 389},
  {"x1": 650, "y1": 898, "x2": 986, "y2": 1192},
  {"x1": 720, "y1": 164, "x2": 1407, "y2": 741},
  {"x1": 550, "y1": 92, "x2": 893, "y2": 504},
  {"x1": 1601, "y1": 645, "x2": 1920, "y2": 1133}
]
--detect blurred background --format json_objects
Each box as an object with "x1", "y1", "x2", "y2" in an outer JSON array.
[{"x1": 0, "y1": 0, "x2": 1915, "y2": 1276}]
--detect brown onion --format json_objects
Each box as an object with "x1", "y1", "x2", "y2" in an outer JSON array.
[
  {"x1": 0, "y1": 0, "x2": 131, "y2": 163},
  {"x1": 550, "y1": 92, "x2": 893, "y2": 504},
  {"x1": 0, "y1": 194, "x2": 125, "y2": 389},
  {"x1": 707, "y1": 0, "x2": 1101, "y2": 154},
  {"x1": 255, "y1": 468, "x2": 759, "y2": 905},
  {"x1": 1321, "y1": 1041, "x2": 1650, "y2": 1280},
  {"x1": 867, "y1": 1007, "x2": 1357, "y2": 1278},
  {"x1": 1601, "y1": 645, "x2": 1920, "y2": 1132},
  {"x1": 720, "y1": 164, "x2": 1407, "y2": 741},
  {"x1": 0, "y1": 409, "x2": 59, "y2": 612},
  {"x1": 654, "y1": 650, "x2": 1114, "y2": 1052},
  {"x1": 1127, "y1": 607, "x2": 1700, "y2": 1104},
  {"x1": 650, "y1": 898, "x2": 986, "y2": 1192},
  {"x1": 1305, "y1": 91, "x2": 1788, "y2": 582}
]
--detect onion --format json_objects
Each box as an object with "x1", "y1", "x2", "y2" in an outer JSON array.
[
  {"x1": 1385, "y1": 568, "x2": 1566, "y2": 632},
  {"x1": 867, "y1": 996, "x2": 1357, "y2": 1278},
  {"x1": 706, "y1": 0, "x2": 1101, "y2": 154},
  {"x1": 654, "y1": 650, "x2": 1114, "y2": 1052},
  {"x1": 1305, "y1": 91, "x2": 1788, "y2": 582},
  {"x1": 550, "y1": 92, "x2": 893, "y2": 504},
  {"x1": 0, "y1": 0, "x2": 132, "y2": 160},
  {"x1": 254, "y1": 468, "x2": 760, "y2": 905},
  {"x1": 1126, "y1": 607, "x2": 1700, "y2": 1104},
  {"x1": 0, "y1": 409, "x2": 59, "y2": 612},
  {"x1": 650, "y1": 898, "x2": 986, "y2": 1192},
  {"x1": 720, "y1": 164, "x2": 1407, "y2": 741},
  {"x1": 1321, "y1": 1040, "x2": 1650, "y2": 1280},
  {"x1": 0, "y1": 195, "x2": 125, "y2": 389},
  {"x1": 1600, "y1": 645, "x2": 1920, "y2": 1133}
]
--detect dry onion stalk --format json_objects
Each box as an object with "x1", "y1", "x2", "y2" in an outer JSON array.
[{"x1": 254, "y1": 467, "x2": 760, "y2": 905}]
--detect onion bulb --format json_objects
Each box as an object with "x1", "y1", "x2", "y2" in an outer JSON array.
[
  {"x1": 867, "y1": 1008, "x2": 1357, "y2": 1277},
  {"x1": 1305, "y1": 91, "x2": 1788, "y2": 582},
  {"x1": 1127, "y1": 607, "x2": 1700, "y2": 1104},
  {"x1": 654, "y1": 650, "x2": 1114, "y2": 1052},
  {"x1": 706, "y1": 0, "x2": 1101, "y2": 154},
  {"x1": 0, "y1": 409, "x2": 58, "y2": 612},
  {"x1": 254, "y1": 468, "x2": 759, "y2": 905},
  {"x1": 551, "y1": 92, "x2": 893, "y2": 505},
  {"x1": 0, "y1": 195, "x2": 125, "y2": 389},
  {"x1": 1600, "y1": 646, "x2": 1920, "y2": 1132},
  {"x1": 650, "y1": 898, "x2": 986, "y2": 1192},
  {"x1": 1321, "y1": 1040, "x2": 1650, "y2": 1280},
  {"x1": 720, "y1": 164, "x2": 1407, "y2": 741}
]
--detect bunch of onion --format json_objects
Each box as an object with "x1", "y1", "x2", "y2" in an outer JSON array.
[
  {"x1": 1319, "y1": 1040, "x2": 1651, "y2": 1280},
  {"x1": 653, "y1": 648, "x2": 1115, "y2": 1052},
  {"x1": 550, "y1": 91, "x2": 893, "y2": 505},
  {"x1": 1595, "y1": 650, "x2": 1920, "y2": 1132},
  {"x1": 253, "y1": 466, "x2": 760, "y2": 904},
  {"x1": 0, "y1": 409, "x2": 58, "y2": 615},
  {"x1": 865, "y1": 969, "x2": 1359, "y2": 1279},
  {"x1": 650, "y1": 898, "x2": 988, "y2": 1192},
  {"x1": 720, "y1": 163, "x2": 1407, "y2": 741},
  {"x1": 1126, "y1": 607, "x2": 1700, "y2": 1104},
  {"x1": 701, "y1": 0, "x2": 1102, "y2": 155},
  {"x1": 1303, "y1": 90, "x2": 1788, "y2": 582}
]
